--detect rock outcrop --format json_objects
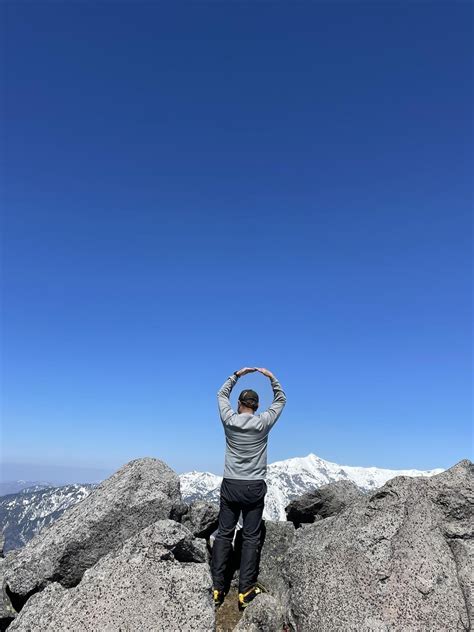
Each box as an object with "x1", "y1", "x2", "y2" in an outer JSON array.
[
  {"x1": 181, "y1": 500, "x2": 220, "y2": 539},
  {"x1": 285, "y1": 479, "x2": 363, "y2": 527},
  {"x1": 285, "y1": 459, "x2": 473, "y2": 631},
  {"x1": 3, "y1": 458, "x2": 183, "y2": 606},
  {"x1": 8, "y1": 520, "x2": 214, "y2": 631},
  {"x1": 0, "y1": 560, "x2": 15, "y2": 630},
  {"x1": 233, "y1": 593, "x2": 285, "y2": 631}
]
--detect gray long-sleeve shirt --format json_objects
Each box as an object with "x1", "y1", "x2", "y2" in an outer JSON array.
[{"x1": 217, "y1": 373, "x2": 287, "y2": 480}]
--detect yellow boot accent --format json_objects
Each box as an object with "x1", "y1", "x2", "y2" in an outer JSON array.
[
  {"x1": 238, "y1": 585, "x2": 262, "y2": 609},
  {"x1": 213, "y1": 589, "x2": 224, "y2": 606}
]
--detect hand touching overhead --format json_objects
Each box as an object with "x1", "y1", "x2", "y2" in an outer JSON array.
[
  {"x1": 255, "y1": 367, "x2": 275, "y2": 379},
  {"x1": 234, "y1": 367, "x2": 276, "y2": 379},
  {"x1": 235, "y1": 367, "x2": 257, "y2": 377}
]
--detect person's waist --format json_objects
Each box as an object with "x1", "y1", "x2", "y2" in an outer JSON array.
[{"x1": 223, "y1": 477, "x2": 265, "y2": 483}]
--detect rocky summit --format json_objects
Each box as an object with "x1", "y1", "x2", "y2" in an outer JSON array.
[
  {"x1": 0, "y1": 456, "x2": 471, "y2": 631},
  {"x1": 285, "y1": 459, "x2": 473, "y2": 631}
]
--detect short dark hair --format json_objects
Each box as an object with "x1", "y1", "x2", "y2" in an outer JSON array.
[{"x1": 238, "y1": 389, "x2": 259, "y2": 411}]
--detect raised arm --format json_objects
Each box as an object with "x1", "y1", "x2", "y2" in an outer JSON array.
[
  {"x1": 217, "y1": 367, "x2": 257, "y2": 426},
  {"x1": 217, "y1": 374, "x2": 238, "y2": 425},
  {"x1": 256, "y1": 368, "x2": 287, "y2": 430}
]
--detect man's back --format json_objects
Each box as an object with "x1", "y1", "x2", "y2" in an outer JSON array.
[{"x1": 217, "y1": 372, "x2": 287, "y2": 480}]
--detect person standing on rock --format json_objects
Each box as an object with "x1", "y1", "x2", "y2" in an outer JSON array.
[{"x1": 211, "y1": 367, "x2": 287, "y2": 611}]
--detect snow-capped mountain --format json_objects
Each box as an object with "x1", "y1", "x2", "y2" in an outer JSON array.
[
  {"x1": 1, "y1": 454, "x2": 443, "y2": 552},
  {"x1": 180, "y1": 453, "x2": 444, "y2": 521},
  {"x1": 179, "y1": 471, "x2": 222, "y2": 503},
  {"x1": 0, "y1": 483, "x2": 95, "y2": 552}
]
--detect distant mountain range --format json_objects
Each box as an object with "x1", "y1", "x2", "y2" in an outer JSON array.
[
  {"x1": 0, "y1": 481, "x2": 53, "y2": 496},
  {"x1": 0, "y1": 453, "x2": 443, "y2": 552},
  {"x1": 180, "y1": 453, "x2": 444, "y2": 521},
  {"x1": 0, "y1": 484, "x2": 94, "y2": 552}
]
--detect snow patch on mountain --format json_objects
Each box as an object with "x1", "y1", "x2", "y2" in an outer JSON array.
[
  {"x1": 180, "y1": 453, "x2": 444, "y2": 521},
  {"x1": 179, "y1": 471, "x2": 221, "y2": 504},
  {"x1": 0, "y1": 483, "x2": 95, "y2": 552}
]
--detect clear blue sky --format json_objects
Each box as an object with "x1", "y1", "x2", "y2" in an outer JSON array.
[{"x1": 2, "y1": 2, "x2": 472, "y2": 484}]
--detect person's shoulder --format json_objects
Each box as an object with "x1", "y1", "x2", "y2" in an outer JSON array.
[{"x1": 252, "y1": 413, "x2": 268, "y2": 431}]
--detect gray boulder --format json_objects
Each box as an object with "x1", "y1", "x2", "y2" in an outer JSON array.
[
  {"x1": 181, "y1": 500, "x2": 219, "y2": 539},
  {"x1": 233, "y1": 593, "x2": 285, "y2": 631},
  {"x1": 0, "y1": 559, "x2": 16, "y2": 628},
  {"x1": 254, "y1": 521, "x2": 295, "y2": 604},
  {"x1": 285, "y1": 459, "x2": 473, "y2": 631},
  {"x1": 426, "y1": 458, "x2": 474, "y2": 620},
  {"x1": 285, "y1": 479, "x2": 363, "y2": 527},
  {"x1": 9, "y1": 519, "x2": 214, "y2": 631},
  {"x1": 3, "y1": 457, "x2": 183, "y2": 605}
]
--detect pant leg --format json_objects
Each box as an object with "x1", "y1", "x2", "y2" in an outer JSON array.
[
  {"x1": 211, "y1": 480, "x2": 241, "y2": 591},
  {"x1": 239, "y1": 480, "x2": 267, "y2": 593}
]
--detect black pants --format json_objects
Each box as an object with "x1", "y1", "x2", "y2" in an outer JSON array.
[{"x1": 211, "y1": 477, "x2": 267, "y2": 594}]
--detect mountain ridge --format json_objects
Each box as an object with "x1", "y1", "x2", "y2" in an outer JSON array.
[{"x1": 181, "y1": 452, "x2": 444, "y2": 520}]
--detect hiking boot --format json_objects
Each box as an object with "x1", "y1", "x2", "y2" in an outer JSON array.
[
  {"x1": 238, "y1": 584, "x2": 264, "y2": 611},
  {"x1": 212, "y1": 588, "x2": 225, "y2": 608}
]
